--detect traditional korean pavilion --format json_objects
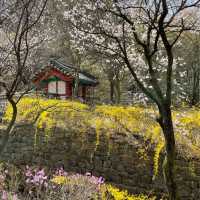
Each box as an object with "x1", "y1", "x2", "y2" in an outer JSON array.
[{"x1": 33, "y1": 59, "x2": 98, "y2": 100}]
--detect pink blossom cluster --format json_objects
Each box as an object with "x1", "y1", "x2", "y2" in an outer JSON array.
[
  {"x1": 54, "y1": 167, "x2": 68, "y2": 177},
  {"x1": 53, "y1": 167, "x2": 105, "y2": 187},
  {"x1": 85, "y1": 172, "x2": 105, "y2": 185},
  {"x1": 25, "y1": 166, "x2": 48, "y2": 187},
  {"x1": 68, "y1": 172, "x2": 105, "y2": 191},
  {"x1": 2, "y1": 190, "x2": 18, "y2": 200},
  {"x1": 1, "y1": 165, "x2": 105, "y2": 199}
]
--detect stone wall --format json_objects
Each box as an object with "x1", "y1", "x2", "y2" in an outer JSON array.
[{"x1": 0, "y1": 126, "x2": 200, "y2": 199}]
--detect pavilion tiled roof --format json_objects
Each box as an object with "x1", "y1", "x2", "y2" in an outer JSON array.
[{"x1": 34, "y1": 59, "x2": 98, "y2": 86}]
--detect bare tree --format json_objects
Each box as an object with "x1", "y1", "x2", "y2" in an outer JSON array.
[
  {"x1": 0, "y1": 0, "x2": 48, "y2": 155},
  {"x1": 66, "y1": 0, "x2": 200, "y2": 199}
]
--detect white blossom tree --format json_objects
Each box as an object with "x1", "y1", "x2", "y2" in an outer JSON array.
[
  {"x1": 64, "y1": 0, "x2": 200, "y2": 199},
  {"x1": 0, "y1": 0, "x2": 48, "y2": 155},
  {"x1": 177, "y1": 32, "x2": 200, "y2": 105}
]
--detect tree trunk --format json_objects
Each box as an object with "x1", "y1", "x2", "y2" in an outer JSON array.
[
  {"x1": 196, "y1": 72, "x2": 200, "y2": 104},
  {"x1": 191, "y1": 69, "x2": 200, "y2": 106},
  {"x1": 158, "y1": 106, "x2": 179, "y2": 200},
  {"x1": 73, "y1": 66, "x2": 80, "y2": 98},
  {"x1": 110, "y1": 80, "x2": 114, "y2": 104},
  {"x1": 0, "y1": 98, "x2": 17, "y2": 156},
  {"x1": 114, "y1": 80, "x2": 121, "y2": 104}
]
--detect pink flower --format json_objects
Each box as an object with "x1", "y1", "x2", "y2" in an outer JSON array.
[
  {"x1": 0, "y1": 175, "x2": 5, "y2": 180},
  {"x1": 2, "y1": 190, "x2": 8, "y2": 200},
  {"x1": 13, "y1": 193, "x2": 18, "y2": 200},
  {"x1": 37, "y1": 169, "x2": 45, "y2": 177},
  {"x1": 25, "y1": 167, "x2": 48, "y2": 187},
  {"x1": 55, "y1": 167, "x2": 68, "y2": 176},
  {"x1": 98, "y1": 177, "x2": 105, "y2": 184},
  {"x1": 32, "y1": 175, "x2": 40, "y2": 183},
  {"x1": 25, "y1": 170, "x2": 32, "y2": 177}
]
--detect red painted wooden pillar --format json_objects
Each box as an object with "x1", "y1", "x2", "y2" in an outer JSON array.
[
  {"x1": 66, "y1": 82, "x2": 72, "y2": 97},
  {"x1": 82, "y1": 86, "x2": 86, "y2": 99}
]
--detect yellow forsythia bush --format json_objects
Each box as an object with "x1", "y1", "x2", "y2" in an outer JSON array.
[
  {"x1": 4, "y1": 97, "x2": 200, "y2": 178},
  {"x1": 4, "y1": 97, "x2": 166, "y2": 179},
  {"x1": 4, "y1": 97, "x2": 160, "y2": 140},
  {"x1": 4, "y1": 97, "x2": 89, "y2": 131},
  {"x1": 103, "y1": 185, "x2": 156, "y2": 200},
  {"x1": 51, "y1": 175, "x2": 155, "y2": 200}
]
